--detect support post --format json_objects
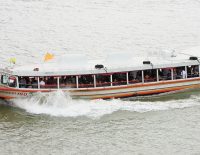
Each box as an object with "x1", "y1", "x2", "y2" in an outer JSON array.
[
  {"x1": 171, "y1": 68, "x2": 174, "y2": 80},
  {"x1": 16, "y1": 76, "x2": 19, "y2": 88},
  {"x1": 185, "y1": 66, "x2": 187, "y2": 79},
  {"x1": 38, "y1": 77, "x2": 40, "y2": 89},
  {"x1": 157, "y1": 69, "x2": 159, "y2": 82},
  {"x1": 110, "y1": 74, "x2": 113, "y2": 86},
  {"x1": 199, "y1": 65, "x2": 200, "y2": 77},
  {"x1": 126, "y1": 72, "x2": 129, "y2": 85},
  {"x1": 94, "y1": 75, "x2": 96, "y2": 88},
  {"x1": 76, "y1": 76, "x2": 79, "y2": 88},
  {"x1": 57, "y1": 77, "x2": 60, "y2": 89},
  {"x1": 142, "y1": 70, "x2": 144, "y2": 83}
]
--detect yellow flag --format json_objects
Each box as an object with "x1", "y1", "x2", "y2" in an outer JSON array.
[
  {"x1": 44, "y1": 52, "x2": 54, "y2": 62},
  {"x1": 9, "y1": 58, "x2": 16, "y2": 64}
]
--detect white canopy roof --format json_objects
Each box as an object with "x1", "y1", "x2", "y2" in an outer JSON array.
[{"x1": 7, "y1": 50, "x2": 200, "y2": 76}]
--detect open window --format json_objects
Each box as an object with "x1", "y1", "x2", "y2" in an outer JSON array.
[
  {"x1": 19, "y1": 76, "x2": 38, "y2": 88},
  {"x1": 59, "y1": 76, "x2": 76, "y2": 88},
  {"x1": 112, "y1": 72, "x2": 127, "y2": 86},
  {"x1": 187, "y1": 65, "x2": 199, "y2": 78},
  {"x1": 128, "y1": 71, "x2": 142, "y2": 84},
  {"x1": 78, "y1": 75, "x2": 94, "y2": 88},
  {"x1": 159, "y1": 68, "x2": 172, "y2": 81},
  {"x1": 96, "y1": 74, "x2": 111, "y2": 87},
  {"x1": 1, "y1": 74, "x2": 9, "y2": 85},
  {"x1": 39, "y1": 76, "x2": 58, "y2": 89},
  {"x1": 173, "y1": 66, "x2": 186, "y2": 79},
  {"x1": 144, "y1": 69, "x2": 157, "y2": 83},
  {"x1": 8, "y1": 76, "x2": 17, "y2": 87}
]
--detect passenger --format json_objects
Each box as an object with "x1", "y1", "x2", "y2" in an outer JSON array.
[
  {"x1": 133, "y1": 71, "x2": 137, "y2": 80},
  {"x1": 9, "y1": 77, "x2": 16, "y2": 87},
  {"x1": 144, "y1": 74, "x2": 150, "y2": 81},
  {"x1": 19, "y1": 78, "x2": 27, "y2": 88},
  {"x1": 113, "y1": 79, "x2": 118, "y2": 85},
  {"x1": 27, "y1": 78, "x2": 33, "y2": 88},
  {"x1": 181, "y1": 70, "x2": 187, "y2": 79},
  {"x1": 32, "y1": 79, "x2": 38, "y2": 88},
  {"x1": 173, "y1": 69, "x2": 177, "y2": 79},
  {"x1": 40, "y1": 78, "x2": 45, "y2": 88}
]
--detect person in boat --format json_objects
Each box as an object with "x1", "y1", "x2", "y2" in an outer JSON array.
[
  {"x1": 27, "y1": 78, "x2": 33, "y2": 88},
  {"x1": 144, "y1": 74, "x2": 150, "y2": 82},
  {"x1": 181, "y1": 69, "x2": 187, "y2": 79},
  {"x1": 19, "y1": 77, "x2": 27, "y2": 88},
  {"x1": 173, "y1": 68, "x2": 177, "y2": 79},
  {"x1": 32, "y1": 78, "x2": 38, "y2": 88},
  {"x1": 40, "y1": 78, "x2": 45, "y2": 88},
  {"x1": 8, "y1": 77, "x2": 16, "y2": 87}
]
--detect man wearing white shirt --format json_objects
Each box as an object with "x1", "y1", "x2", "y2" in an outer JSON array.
[{"x1": 181, "y1": 70, "x2": 187, "y2": 79}]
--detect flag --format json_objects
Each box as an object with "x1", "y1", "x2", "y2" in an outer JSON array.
[
  {"x1": 9, "y1": 58, "x2": 16, "y2": 64},
  {"x1": 44, "y1": 52, "x2": 54, "y2": 62}
]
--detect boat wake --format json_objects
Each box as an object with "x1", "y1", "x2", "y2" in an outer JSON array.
[{"x1": 12, "y1": 90, "x2": 200, "y2": 118}]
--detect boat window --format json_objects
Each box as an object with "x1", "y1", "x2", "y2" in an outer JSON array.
[
  {"x1": 128, "y1": 71, "x2": 142, "y2": 84},
  {"x1": 159, "y1": 68, "x2": 172, "y2": 81},
  {"x1": 112, "y1": 72, "x2": 127, "y2": 86},
  {"x1": 78, "y1": 75, "x2": 94, "y2": 88},
  {"x1": 96, "y1": 74, "x2": 111, "y2": 87},
  {"x1": 187, "y1": 65, "x2": 199, "y2": 78},
  {"x1": 19, "y1": 77, "x2": 38, "y2": 88},
  {"x1": 39, "y1": 77, "x2": 58, "y2": 89},
  {"x1": 59, "y1": 76, "x2": 76, "y2": 88},
  {"x1": 1, "y1": 75, "x2": 8, "y2": 85},
  {"x1": 8, "y1": 76, "x2": 17, "y2": 87},
  {"x1": 173, "y1": 66, "x2": 186, "y2": 79},
  {"x1": 144, "y1": 69, "x2": 157, "y2": 83}
]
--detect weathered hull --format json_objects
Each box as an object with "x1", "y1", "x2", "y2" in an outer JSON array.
[{"x1": 0, "y1": 78, "x2": 200, "y2": 100}]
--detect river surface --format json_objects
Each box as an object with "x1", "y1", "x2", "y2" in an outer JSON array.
[{"x1": 1, "y1": 0, "x2": 200, "y2": 154}]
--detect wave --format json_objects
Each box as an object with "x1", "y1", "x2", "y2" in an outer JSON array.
[{"x1": 12, "y1": 90, "x2": 200, "y2": 118}]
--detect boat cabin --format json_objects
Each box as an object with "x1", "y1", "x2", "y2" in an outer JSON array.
[{"x1": 0, "y1": 54, "x2": 200, "y2": 90}]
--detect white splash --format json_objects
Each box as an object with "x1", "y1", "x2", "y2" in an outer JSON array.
[{"x1": 12, "y1": 90, "x2": 200, "y2": 118}]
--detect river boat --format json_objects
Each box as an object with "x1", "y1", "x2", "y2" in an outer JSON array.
[{"x1": 0, "y1": 52, "x2": 200, "y2": 100}]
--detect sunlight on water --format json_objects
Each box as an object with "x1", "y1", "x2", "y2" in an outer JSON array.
[{"x1": 12, "y1": 90, "x2": 200, "y2": 118}]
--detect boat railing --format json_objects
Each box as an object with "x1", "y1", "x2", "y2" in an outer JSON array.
[
  {"x1": 19, "y1": 83, "x2": 38, "y2": 89},
  {"x1": 144, "y1": 78, "x2": 157, "y2": 83},
  {"x1": 60, "y1": 84, "x2": 76, "y2": 88},
  {"x1": 41, "y1": 84, "x2": 58, "y2": 89},
  {"x1": 128, "y1": 79, "x2": 141, "y2": 84},
  {"x1": 187, "y1": 73, "x2": 199, "y2": 78},
  {"x1": 159, "y1": 75, "x2": 171, "y2": 81},
  {"x1": 79, "y1": 83, "x2": 94, "y2": 88}
]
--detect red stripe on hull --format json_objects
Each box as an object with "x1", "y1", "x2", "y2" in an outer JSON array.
[{"x1": 89, "y1": 84, "x2": 200, "y2": 99}]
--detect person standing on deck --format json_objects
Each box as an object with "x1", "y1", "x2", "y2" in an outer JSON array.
[{"x1": 181, "y1": 69, "x2": 187, "y2": 79}]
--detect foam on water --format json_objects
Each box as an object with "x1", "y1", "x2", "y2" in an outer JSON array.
[{"x1": 12, "y1": 90, "x2": 200, "y2": 118}]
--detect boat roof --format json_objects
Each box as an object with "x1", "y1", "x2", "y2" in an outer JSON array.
[{"x1": 3, "y1": 51, "x2": 200, "y2": 76}]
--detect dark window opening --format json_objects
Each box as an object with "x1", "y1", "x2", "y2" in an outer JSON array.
[
  {"x1": 96, "y1": 74, "x2": 111, "y2": 87},
  {"x1": 128, "y1": 71, "x2": 142, "y2": 84},
  {"x1": 78, "y1": 75, "x2": 94, "y2": 88},
  {"x1": 112, "y1": 72, "x2": 127, "y2": 86},
  {"x1": 187, "y1": 65, "x2": 199, "y2": 78},
  {"x1": 8, "y1": 76, "x2": 17, "y2": 87},
  {"x1": 159, "y1": 68, "x2": 172, "y2": 81},
  {"x1": 1, "y1": 75, "x2": 8, "y2": 85},
  {"x1": 39, "y1": 77, "x2": 57, "y2": 89},
  {"x1": 144, "y1": 69, "x2": 157, "y2": 83},
  {"x1": 19, "y1": 77, "x2": 38, "y2": 88},
  {"x1": 59, "y1": 76, "x2": 77, "y2": 88},
  {"x1": 173, "y1": 66, "x2": 186, "y2": 79}
]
